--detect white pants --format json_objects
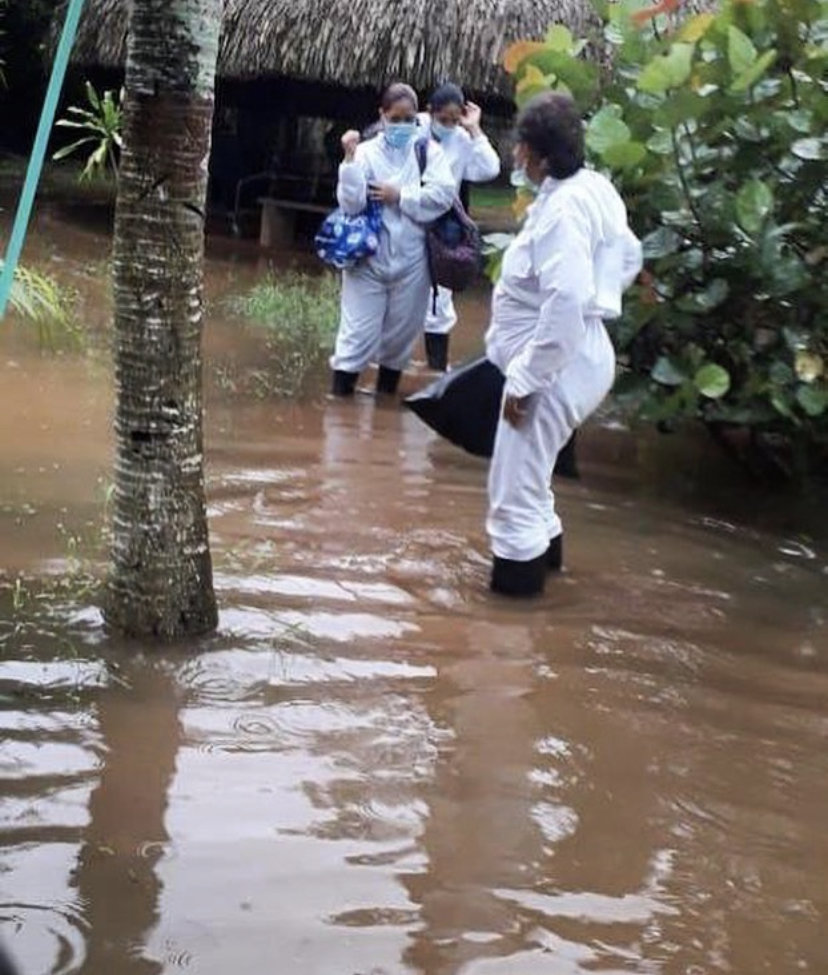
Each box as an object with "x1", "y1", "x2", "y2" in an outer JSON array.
[
  {"x1": 332, "y1": 256, "x2": 432, "y2": 373},
  {"x1": 423, "y1": 285, "x2": 457, "y2": 335},
  {"x1": 487, "y1": 320, "x2": 615, "y2": 562}
]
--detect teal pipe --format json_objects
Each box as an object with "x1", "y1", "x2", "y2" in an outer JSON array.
[{"x1": 0, "y1": 0, "x2": 87, "y2": 318}]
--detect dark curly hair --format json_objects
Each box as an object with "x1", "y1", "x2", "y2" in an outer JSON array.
[{"x1": 516, "y1": 92, "x2": 585, "y2": 180}]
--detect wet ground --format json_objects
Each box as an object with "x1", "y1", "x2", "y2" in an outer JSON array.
[{"x1": 1, "y1": 201, "x2": 827, "y2": 975}]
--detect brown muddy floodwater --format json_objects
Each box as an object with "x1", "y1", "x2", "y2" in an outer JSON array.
[{"x1": 1, "y1": 202, "x2": 827, "y2": 975}]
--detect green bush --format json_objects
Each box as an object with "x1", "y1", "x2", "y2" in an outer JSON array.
[
  {"x1": 1, "y1": 258, "x2": 81, "y2": 349},
  {"x1": 228, "y1": 271, "x2": 339, "y2": 397},
  {"x1": 501, "y1": 0, "x2": 827, "y2": 474},
  {"x1": 53, "y1": 81, "x2": 123, "y2": 182}
]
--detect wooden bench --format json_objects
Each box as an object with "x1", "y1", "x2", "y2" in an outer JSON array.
[{"x1": 258, "y1": 197, "x2": 329, "y2": 248}]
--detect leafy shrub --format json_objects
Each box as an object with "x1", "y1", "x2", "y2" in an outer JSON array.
[
  {"x1": 53, "y1": 81, "x2": 123, "y2": 181},
  {"x1": 228, "y1": 271, "x2": 339, "y2": 397},
  {"x1": 501, "y1": 0, "x2": 827, "y2": 473},
  {"x1": 1, "y1": 258, "x2": 81, "y2": 348}
]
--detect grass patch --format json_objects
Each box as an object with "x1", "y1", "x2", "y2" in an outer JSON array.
[
  {"x1": 227, "y1": 271, "x2": 339, "y2": 397},
  {"x1": 1, "y1": 259, "x2": 84, "y2": 350},
  {"x1": 469, "y1": 184, "x2": 514, "y2": 213}
]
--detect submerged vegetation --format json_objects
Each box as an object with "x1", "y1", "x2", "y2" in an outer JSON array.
[
  {"x1": 0, "y1": 258, "x2": 82, "y2": 349},
  {"x1": 227, "y1": 271, "x2": 340, "y2": 397}
]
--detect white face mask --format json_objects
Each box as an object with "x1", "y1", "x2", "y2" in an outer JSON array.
[
  {"x1": 510, "y1": 167, "x2": 540, "y2": 194},
  {"x1": 431, "y1": 120, "x2": 456, "y2": 142}
]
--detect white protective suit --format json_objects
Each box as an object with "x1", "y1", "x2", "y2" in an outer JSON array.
[
  {"x1": 417, "y1": 114, "x2": 502, "y2": 335},
  {"x1": 485, "y1": 168, "x2": 642, "y2": 562},
  {"x1": 331, "y1": 134, "x2": 455, "y2": 374}
]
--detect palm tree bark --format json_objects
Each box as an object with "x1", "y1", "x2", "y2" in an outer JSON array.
[{"x1": 105, "y1": 0, "x2": 221, "y2": 638}]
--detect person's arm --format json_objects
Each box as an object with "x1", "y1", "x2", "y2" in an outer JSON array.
[
  {"x1": 621, "y1": 225, "x2": 643, "y2": 289},
  {"x1": 336, "y1": 133, "x2": 368, "y2": 215},
  {"x1": 459, "y1": 103, "x2": 501, "y2": 183},
  {"x1": 504, "y1": 204, "x2": 595, "y2": 399},
  {"x1": 398, "y1": 141, "x2": 455, "y2": 224},
  {"x1": 462, "y1": 134, "x2": 501, "y2": 183}
]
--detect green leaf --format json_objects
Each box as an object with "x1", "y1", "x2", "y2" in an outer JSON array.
[
  {"x1": 694, "y1": 363, "x2": 731, "y2": 399},
  {"x1": 796, "y1": 385, "x2": 827, "y2": 417},
  {"x1": 638, "y1": 44, "x2": 695, "y2": 95},
  {"x1": 770, "y1": 361, "x2": 794, "y2": 385},
  {"x1": 728, "y1": 26, "x2": 757, "y2": 77},
  {"x1": 731, "y1": 49, "x2": 777, "y2": 92},
  {"x1": 642, "y1": 227, "x2": 682, "y2": 259},
  {"x1": 677, "y1": 278, "x2": 730, "y2": 313},
  {"x1": 791, "y1": 138, "x2": 824, "y2": 160},
  {"x1": 52, "y1": 137, "x2": 96, "y2": 160},
  {"x1": 736, "y1": 179, "x2": 773, "y2": 234},
  {"x1": 586, "y1": 105, "x2": 631, "y2": 153},
  {"x1": 652, "y1": 357, "x2": 686, "y2": 386},
  {"x1": 786, "y1": 110, "x2": 813, "y2": 134},
  {"x1": 771, "y1": 391, "x2": 794, "y2": 417},
  {"x1": 602, "y1": 140, "x2": 647, "y2": 169},
  {"x1": 646, "y1": 129, "x2": 674, "y2": 155},
  {"x1": 85, "y1": 80, "x2": 101, "y2": 111},
  {"x1": 546, "y1": 25, "x2": 575, "y2": 52}
]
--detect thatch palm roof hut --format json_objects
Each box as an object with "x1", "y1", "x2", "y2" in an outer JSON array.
[
  {"x1": 68, "y1": 0, "x2": 595, "y2": 108},
  {"x1": 63, "y1": 0, "x2": 596, "y2": 226}
]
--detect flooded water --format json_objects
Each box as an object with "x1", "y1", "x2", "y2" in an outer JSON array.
[{"x1": 1, "y1": 201, "x2": 827, "y2": 975}]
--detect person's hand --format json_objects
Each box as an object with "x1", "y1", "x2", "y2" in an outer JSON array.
[
  {"x1": 460, "y1": 102, "x2": 483, "y2": 137},
  {"x1": 341, "y1": 130, "x2": 361, "y2": 161},
  {"x1": 368, "y1": 183, "x2": 400, "y2": 206},
  {"x1": 503, "y1": 393, "x2": 532, "y2": 428}
]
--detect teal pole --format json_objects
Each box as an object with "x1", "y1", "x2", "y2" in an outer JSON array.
[{"x1": 0, "y1": 0, "x2": 87, "y2": 318}]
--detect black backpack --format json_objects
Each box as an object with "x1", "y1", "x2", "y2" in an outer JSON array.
[{"x1": 415, "y1": 139, "x2": 483, "y2": 301}]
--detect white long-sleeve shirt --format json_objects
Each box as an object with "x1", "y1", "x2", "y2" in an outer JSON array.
[
  {"x1": 337, "y1": 135, "x2": 455, "y2": 275},
  {"x1": 485, "y1": 168, "x2": 642, "y2": 398},
  {"x1": 416, "y1": 114, "x2": 501, "y2": 190}
]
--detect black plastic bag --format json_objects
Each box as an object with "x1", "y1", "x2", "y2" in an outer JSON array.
[
  {"x1": 404, "y1": 357, "x2": 580, "y2": 477},
  {"x1": 405, "y1": 358, "x2": 503, "y2": 458}
]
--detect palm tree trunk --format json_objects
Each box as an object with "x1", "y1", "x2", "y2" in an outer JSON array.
[{"x1": 105, "y1": 0, "x2": 221, "y2": 638}]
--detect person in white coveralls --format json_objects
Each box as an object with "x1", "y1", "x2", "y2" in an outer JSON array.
[
  {"x1": 416, "y1": 83, "x2": 501, "y2": 372},
  {"x1": 330, "y1": 83, "x2": 455, "y2": 397},
  {"x1": 486, "y1": 92, "x2": 642, "y2": 597}
]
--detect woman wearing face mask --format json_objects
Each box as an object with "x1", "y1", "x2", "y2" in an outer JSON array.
[
  {"x1": 486, "y1": 92, "x2": 642, "y2": 597},
  {"x1": 416, "y1": 84, "x2": 501, "y2": 372},
  {"x1": 330, "y1": 82, "x2": 455, "y2": 397}
]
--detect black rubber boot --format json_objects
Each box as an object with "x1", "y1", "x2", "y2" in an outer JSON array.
[
  {"x1": 547, "y1": 534, "x2": 563, "y2": 572},
  {"x1": 553, "y1": 431, "x2": 579, "y2": 480},
  {"x1": 331, "y1": 369, "x2": 359, "y2": 397},
  {"x1": 490, "y1": 552, "x2": 548, "y2": 598},
  {"x1": 376, "y1": 366, "x2": 402, "y2": 395},
  {"x1": 425, "y1": 332, "x2": 449, "y2": 372}
]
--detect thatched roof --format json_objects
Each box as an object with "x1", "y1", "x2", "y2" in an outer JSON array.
[{"x1": 67, "y1": 0, "x2": 595, "y2": 99}]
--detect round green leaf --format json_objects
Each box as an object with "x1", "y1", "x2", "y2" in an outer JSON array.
[
  {"x1": 736, "y1": 179, "x2": 773, "y2": 234},
  {"x1": 646, "y1": 129, "x2": 674, "y2": 155},
  {"x1": 796, "y1": 385, "x2": 827, "y2": 417},
  {"x1": 642, "y1": 227, "x2": 682, "y2": 259},
  {"x1": 694, "y1": 363, "x2": 731, "y2": 399},
  {"x1": 638, "y1": 44, "x2": 695, "y2": 95},
  {"x1": 586, "y1": 106, "x2": 630, "y2": 154},
  {"x1": 652, "y1": 357, "x2": 686, "y2": 386},
  {"x1": 792, "y1": 138, "x2": 825, "y2": 160},
  {"x1": 602, "y1": 140, "x2": 647, "y2": 169},
  {"x1": 546, "y1": 25, "x2": 575, "y2": 53}
]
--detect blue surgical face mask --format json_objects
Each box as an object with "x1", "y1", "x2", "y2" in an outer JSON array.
[
  {"x1": 385, "y1": 121, "x2": 417, "y2": 150},
  {"x1": 510, "y1": 166, "x2": 540, "y2": 194},
  {"x1": 431, "y1": 120, "x2": 456, "y2": 143}
]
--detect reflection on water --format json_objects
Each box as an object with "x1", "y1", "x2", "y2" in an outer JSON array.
[{"x1": 1, "y1": 205, "x2": 827, "y2": 974}]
